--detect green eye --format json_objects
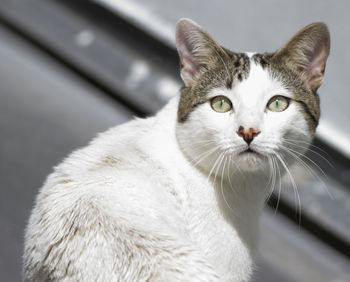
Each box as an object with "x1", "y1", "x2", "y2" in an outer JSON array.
[
  {"x1": 267, "y1": 96, "x2": 289, "y2": 112},
  {"x1": 211, "y1": 96, "x2": 232, "y2": 113}
]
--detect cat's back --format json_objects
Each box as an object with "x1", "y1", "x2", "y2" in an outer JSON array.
[
  {"x1": 27, "y1": 98, "x2": 183, "y2": 230},
  {"x1": 24, "y1": 99, "x2": 210, "y2": 281}
]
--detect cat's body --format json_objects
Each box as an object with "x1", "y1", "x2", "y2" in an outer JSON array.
[
  {"x1": 24, "y1": 19, "x2": 330, "y2": 281},
  {"x1": 24, "y1": 97, "x2": 260, "y2": 281}
]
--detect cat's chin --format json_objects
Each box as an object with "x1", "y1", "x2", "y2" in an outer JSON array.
[{"x1": 236, "y1": 150, "x2": 267, "y2": 171}]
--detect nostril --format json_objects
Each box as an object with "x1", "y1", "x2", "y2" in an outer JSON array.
[
  {"x1": 237, "y1": 126, "x2": 261, "y2": 145},
  {"x1": 250, "y1": 129, "x2": 261, "y2": 138},
  {"x1": 237, "y1": 126, "x2": 245, "y2": 138}
]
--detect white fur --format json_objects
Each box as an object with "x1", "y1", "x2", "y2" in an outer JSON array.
[{"x1": 24, "y1": 57, "x2": 311, "y2": 281}]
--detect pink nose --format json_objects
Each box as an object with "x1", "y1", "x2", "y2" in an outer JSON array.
[{"x1": 237, "y1": 126, "x2": 261, "y2": 145}]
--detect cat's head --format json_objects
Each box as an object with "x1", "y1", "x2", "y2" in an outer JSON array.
[{"x1": 175, "y1": 19, "x2": 330, "y2": 174}]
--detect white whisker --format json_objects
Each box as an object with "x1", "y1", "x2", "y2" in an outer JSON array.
[
  {"x1": 279, "y1": 145, "x2": 334, "y2": 199},
  {"x1": 283, "y1": 138, "x2": 330, "y2": 156},
  {"x1": 213, "y1": 151, "x2": 225, "y2": 184},
  {"x1": 221, "y1": 155, "x2": 235, "y2": 213},
  {"x1": 274, "y1": 152, "x2": 302, "y2": 226},
  {"x1": 191, "y1": 145, "x2": 220, "y2": 168},
  {"x1": 274, "y1": 155, "x2": 282, "y2": 215},
  {"x1": 265, "y1": 157, "x2": 275, "y2": 202},
  {"x1": 207, "y1": 151, "x2": 224, "y2": 182},
  {"x1": 281, "y1": 144, "x2": 330, "y2": 181},
  {"x1": 227, "y1": 155, "x2": 238, "y2": 197},
  {"x1": 283, "y1": 139, "x2": 333, "y2": 167}
]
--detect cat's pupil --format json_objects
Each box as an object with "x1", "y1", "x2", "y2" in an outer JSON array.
[
  {"x1": 275, "y1": 99, "x2": 279, "y2": 108},
  {"x1": 220, "y1": 100, "x2": 224, "y2": 108}
]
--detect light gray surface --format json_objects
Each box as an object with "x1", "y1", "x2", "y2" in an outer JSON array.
[
  {"x1": 257, "y1": 208, "x2": 350, "y2": 282},
  {"x1": 98, "y1": 0, "x2": 350, "y2": 157}
]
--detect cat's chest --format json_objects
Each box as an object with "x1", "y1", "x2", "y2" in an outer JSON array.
[{"x1": 175, "y1": 176, "x2": 254, "y2": 281}]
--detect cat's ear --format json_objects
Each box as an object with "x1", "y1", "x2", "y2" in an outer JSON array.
[
  {"x1": 273, "y1": 23, "x2": 330, "y2": 92},
  {"x1": 176, "y1": 18, "x2": 226, "y2": 87}
]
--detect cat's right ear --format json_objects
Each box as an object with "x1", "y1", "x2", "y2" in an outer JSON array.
[
  {"x1": 176, "y1": 18, "x2": 225, "y2": 87},
  {"x1": 272, "y1": 23, "x2": 330, "y2": 92}
]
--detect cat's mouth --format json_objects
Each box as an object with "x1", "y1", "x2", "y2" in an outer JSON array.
[{"x1": 239, "y1": 148, "x2": 260, "y2": 155}]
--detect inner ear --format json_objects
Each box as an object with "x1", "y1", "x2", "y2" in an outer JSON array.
[
  {"x1": 273, "y1": 23, "x2": 330, "y2": 92},
  {"x1": 175, "y1": 18, "x2": 228, "y2": 87}
]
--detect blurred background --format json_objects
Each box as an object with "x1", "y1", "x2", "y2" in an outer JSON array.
[{"x1": 0, "y1": 0, "x2": 349, "y2": 281}]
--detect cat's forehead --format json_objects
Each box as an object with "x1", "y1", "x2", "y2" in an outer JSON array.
[
  {"x1": 178, "y1": 52, "x2": 274, "y2": 121},
  {"x1": 207, "y1": 56, "x2": 287, "y2": 105},
  {"x1": 231, "y1": 56, "x2": 288, "y2": 103}
]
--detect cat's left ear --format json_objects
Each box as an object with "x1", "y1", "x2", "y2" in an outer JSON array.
[
  {"x1": 273, "y1": 23, "x2": 330, "y2": 92},
  {"x1": 176, "y1": 18, "x2": 227, "y2": 87}
]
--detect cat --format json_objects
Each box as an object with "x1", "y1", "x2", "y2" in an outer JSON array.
[{"x1": 23, "y1": 18, "x2": 330, "y2": 282}]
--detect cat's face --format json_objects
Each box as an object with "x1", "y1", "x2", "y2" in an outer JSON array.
[{"x1": 175, "y1": 19, "x2": 329, "y2": 174}]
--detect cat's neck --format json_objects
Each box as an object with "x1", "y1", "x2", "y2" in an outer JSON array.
[{"x1": 219, "y1": 170, "x2": 270, "y2": 243}]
